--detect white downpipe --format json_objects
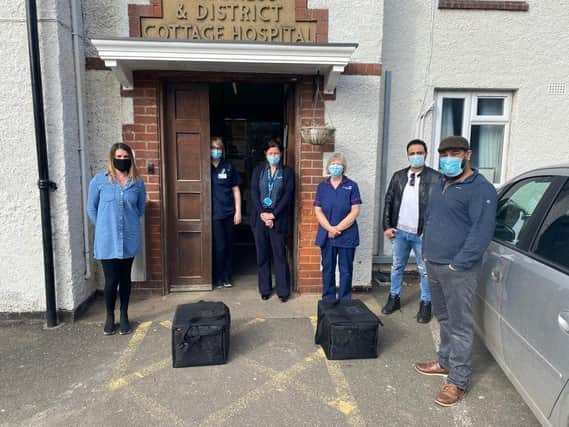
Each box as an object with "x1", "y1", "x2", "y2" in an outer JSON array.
[{"x1": 70, "y1": 0, "x2": 91, "y2": 279}]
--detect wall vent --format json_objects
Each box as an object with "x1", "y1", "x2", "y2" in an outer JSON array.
[{"x1": 548, "y1": 83, "x2": 566, "y2": 95}]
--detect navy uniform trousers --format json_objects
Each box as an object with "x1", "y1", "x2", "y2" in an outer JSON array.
[{"x1": 252, "y1": 220, "x2": 291, "y2": 298}]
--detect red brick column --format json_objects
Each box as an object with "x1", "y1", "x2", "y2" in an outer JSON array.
[
  {"x1": 296, "y1": 79, "x2": 332, "y2": 294},
  {"x1": 122, "y1": 75, "x2": 163, "y2": 291}
]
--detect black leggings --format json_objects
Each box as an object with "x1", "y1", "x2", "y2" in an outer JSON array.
[{"x1": 101, "y1": 258, "x2": 134, "y2": 314}]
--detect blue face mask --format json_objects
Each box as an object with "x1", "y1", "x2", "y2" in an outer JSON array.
[
  {"x1": 328, "y1": 164, "x2": 344, "y2": 177},
  {"x1": 211, "y1": 149, "x2": 222, "y2": 160},
  {"x1": 439, "y1": 156, "x2": 464, "y2": 177},
  {"x1": 266, "y1": 155, "x2": 281, "y2": 166},
  {"x1": 408, "y1": 154, "x2": 425, "y2": 168}
]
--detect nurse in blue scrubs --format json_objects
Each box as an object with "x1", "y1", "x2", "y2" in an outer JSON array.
[
  {"x1": 250, "y1": 139, "x2": 295, "y2": 302},
  {"x1": 211, "y1": 137, "x2": 241, "y2": 289},
  {"x1": 314, "y1": 153, "x2": 362, "y2": 301}
]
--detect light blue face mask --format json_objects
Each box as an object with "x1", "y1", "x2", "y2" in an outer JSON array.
[
  {"x1": 266, "y1": 155, "x2": 281, "y2": 166},
  {"x1": 439, "y1": 156, "x2": 464, "y2": 177},
  {"x1": 328, "y1": 164, "x2": 344, "y2": 177},
  {"x1": 408, "y1": 154, "x2": 425, "y2": 168},
  {"x1": 211, "y1": 149, "x2": 222, "y2": 160}
]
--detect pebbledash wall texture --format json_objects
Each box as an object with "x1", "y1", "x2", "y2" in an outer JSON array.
[{"x1": 0, "y1": 0, "x2": 90, "y2": 313}]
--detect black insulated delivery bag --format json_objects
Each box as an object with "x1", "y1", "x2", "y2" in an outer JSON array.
[
  {"x1": 172, "y1": 301, "x2": 230, "y2": 368},
  {"x1": 315, "y1": 299, "x2": 382, "y2": 360}
]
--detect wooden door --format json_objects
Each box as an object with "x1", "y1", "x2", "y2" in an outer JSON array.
[{"x1": 165, "y1": 83, "x2": 211, "y2": 291}]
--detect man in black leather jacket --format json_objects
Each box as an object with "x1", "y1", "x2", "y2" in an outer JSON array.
[{"x1": 382, "y1": 139, "x2": 440, "y2": 323}]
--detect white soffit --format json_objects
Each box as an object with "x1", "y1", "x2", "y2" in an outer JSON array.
[{"x1": 91, "y1": 38, "x2": 358, "y2": 94}]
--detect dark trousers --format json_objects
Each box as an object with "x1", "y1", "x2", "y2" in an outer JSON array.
[
  {"x1": 321, "y1": 241, "x2": 356, "y2": 301},
  {"x1": 252, "y1": 221, "x2": 291, "y2": 298},
  {"x1": 213, "y1": 216, "x2": 234, "y2": 285},
  {"x1": 101, "y1": 258, "x2": 134, "y2": 315},
  {"x1": 426, "y1": 261, "x2": 481, "y2": 390}
]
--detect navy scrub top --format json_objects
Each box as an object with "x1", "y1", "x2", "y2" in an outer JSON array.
[
  {"x1": 314, "y1": 176, "x2": 362, "y2": 248},
  {"x1": 211, "y1": 160, "x2": 240, "y2": 220}
]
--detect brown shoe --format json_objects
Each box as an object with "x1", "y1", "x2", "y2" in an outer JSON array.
[
  {"x1": 435, "y1": 383, "x2": 465, "y2": 407},
  {"x1": 414, "y1": 360, "x2": 449, "y2": 377}
]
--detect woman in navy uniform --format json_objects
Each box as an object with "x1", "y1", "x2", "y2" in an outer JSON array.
[
  {"x1": 314, "y1": 153, "x2": 362, "y2": 301},
  {"x1": 211, "y1": 137, "x2": 242, "y2": 288},
  {"x1": 250, "y1": 139, "x2": 295, "y2": 302}
]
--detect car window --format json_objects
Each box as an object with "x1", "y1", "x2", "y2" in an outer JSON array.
[
  {"x1": 494, "y1": 177, "x2": 554, "y2": 246},
  {"x1": 532, "y1": 180, "x2": 569, "y2": 271}
]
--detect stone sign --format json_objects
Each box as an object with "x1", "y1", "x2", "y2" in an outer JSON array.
[{"x1": 141, "y1": 0, "x2": 317, "y2": 43}]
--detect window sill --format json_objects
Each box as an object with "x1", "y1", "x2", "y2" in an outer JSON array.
[{"x1": 438, "y1": 1, "x2": 529, "y2": 11}]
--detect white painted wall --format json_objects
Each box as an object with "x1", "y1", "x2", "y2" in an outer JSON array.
[
  {"x1": 380, "y1": 0, "x2": 569, "y2": 256},
  {"x1": 0, "y1": 0, "x2": 90, "y2": 312}
]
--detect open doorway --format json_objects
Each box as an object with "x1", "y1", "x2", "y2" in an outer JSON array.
[{"x1": 209, "y1": 82, "x2": 287, "y2": 283}]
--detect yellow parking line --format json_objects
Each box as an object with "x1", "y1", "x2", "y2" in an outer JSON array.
[
  {"x1": 127, "y1": 388, "x2": 185, "y2": 426},
  {"x1": 240, "y1": 355, "x2": 336, "y2": 406},
  {"x1": 109, "y1": 357, "x2": 171, "y2": 391},
  {"x1": 309, "y1": 316, "x2": 367, "y2": 426},
  {"x1": 198, "y1": 349, "x2": 325, "y2": 427},
  {"x1": 108, "y1": 321, "x2": 152, "y2": 389}
]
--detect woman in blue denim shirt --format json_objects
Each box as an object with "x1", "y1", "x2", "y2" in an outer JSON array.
[{"x1": 87, "y1": 143, "x2": 146, "y2": 336}]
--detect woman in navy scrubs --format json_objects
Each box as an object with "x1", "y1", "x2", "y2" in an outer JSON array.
[
  {"x1": 314, "y1": 153, "x2": 362, "y2": 301},
  {"x1": 250, "y1": 139, "x2": 295, "y2": 302},
  {"x1": 211, "y1": 137, "x2": 241, "y2": 288}
]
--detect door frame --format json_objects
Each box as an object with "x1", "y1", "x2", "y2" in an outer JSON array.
[{"x1": 158, "y1": 72, "x2": 300, "y2": 295}]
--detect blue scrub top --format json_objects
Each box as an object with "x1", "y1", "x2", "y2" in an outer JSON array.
[
  {"x1": 314, "y1": 176, "x2": 362, "y2": 248},
  {"x1": 211, "y1": 160, "x2": 240, "y2": 220}
]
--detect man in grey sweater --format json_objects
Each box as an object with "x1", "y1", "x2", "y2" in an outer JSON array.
[{"x1": 415, "y1": 136, "x2": 497, "y2": 407}]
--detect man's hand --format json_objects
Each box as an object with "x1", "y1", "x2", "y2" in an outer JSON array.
[{"x1": 384, "y1": 228, "x2": 397, "y2": 240}]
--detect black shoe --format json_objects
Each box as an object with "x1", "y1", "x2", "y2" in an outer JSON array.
[
  {"x1": 279, "y1": 296, "x2": 288, "y2": 303},
  {"x1": 119, "y1": 311, "x2": 132, "y2": 335},
  {"x1": 104, "y1": 313, "x2": 115, "y2": 336},
  {"x1": 261, "y1": 294, "x2": 271, "y2": 301},
  {"x1": 382, "y1": 294, "x2": 401, "y2": 314},
  {"x1": 417, "y1": 301, "x2": 432, "y2": 323}
]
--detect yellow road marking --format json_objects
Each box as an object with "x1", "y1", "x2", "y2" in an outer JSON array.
[
  {"x1": 160, "y1": 320, "x2": 172, "y2": 329},
  {"x1": 108, "y1": 321, "x2": 152, "y2": 389},
  {"x1": 109, "y1": 357, "x2": 171, "y2": 391},
  {"x1": 240, "y1": 356, "x2": 336, "y2": 405},
  {"x1": 127, "y1": 388, "x2": 185, "y2": 426},
  {"x1": 309, "y1": 315, "x2": 367, "y2": 427},
  {"x1": 198, "y1": 349, "x2": 325, "y2": 427}
]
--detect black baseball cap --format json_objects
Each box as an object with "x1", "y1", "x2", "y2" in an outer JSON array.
[{"x1": 438, "y1": 136, "x2": 469, "y2": 153}]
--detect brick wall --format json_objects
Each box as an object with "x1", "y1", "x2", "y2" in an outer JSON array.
[
  {"x1": 296, "y1": 79, "x2": 330, "y2": 294},
  {"x1": 122, "y1": 77, "x2": 163, "y2": 291}
]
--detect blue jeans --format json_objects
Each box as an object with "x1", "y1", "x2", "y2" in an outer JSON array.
[
  {"x1": 321, "y1": 241, "x2": 356, "y2": 301},
  {"x1": 389, "y1": 229, "x2": 431, "y2": 302}
]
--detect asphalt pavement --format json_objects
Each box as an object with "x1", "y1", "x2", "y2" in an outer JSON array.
[{"x1": 0, "y1": 276, "x2": 539, "y2": 427}]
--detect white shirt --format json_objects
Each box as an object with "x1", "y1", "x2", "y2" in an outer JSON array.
[{"x1": 397, "y1": 171, "x2": 420, "y2": 234}]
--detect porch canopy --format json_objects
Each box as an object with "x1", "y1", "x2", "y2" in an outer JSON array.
[{"x1": 91, "y1": 38, "x2": 358, "y2": 94}]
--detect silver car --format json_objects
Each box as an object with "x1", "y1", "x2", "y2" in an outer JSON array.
[{"x1": 474, "y1": 165, "x2": 569, "y2": 427}]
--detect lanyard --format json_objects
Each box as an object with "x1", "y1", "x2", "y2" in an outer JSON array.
[{"x1": 267, "y1": 168, "x2": 280, "y2": 198}]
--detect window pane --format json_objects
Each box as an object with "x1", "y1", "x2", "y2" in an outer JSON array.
[
  {"x1": 495, "y1": 177, "x2": 554, "y2": 246},
  {"x1": 477, "y1": 98, "x2": 504, "y2": 116},
  {"x1": 533, "y1": 181, "x2": 569, "y2": 270},
  {"x1": 470, "y1": 124, "x2": 505, "y2": 183},
  {"x1": 440, "y1": 98, "x2": 464, "y2": 139}
]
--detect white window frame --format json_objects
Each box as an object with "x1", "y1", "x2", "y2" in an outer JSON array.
[{"x1": 432, "y1": 91, "x2": 512, "y2": 185}]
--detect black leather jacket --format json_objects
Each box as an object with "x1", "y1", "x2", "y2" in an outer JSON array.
[{"x1": 382, "y1": 166, "x2": 440, "y2": 235}]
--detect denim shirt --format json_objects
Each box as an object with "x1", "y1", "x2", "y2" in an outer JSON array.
[{"x1": 87, "y1": 172, "x2": 146, "y2": 260}]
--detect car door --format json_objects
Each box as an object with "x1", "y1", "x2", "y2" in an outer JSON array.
[
  {"x1": 477, "y1": 176, "x2": 557, "y2": 369},
  {"x1": 499, "y1": 176, "x2": 569, "y2": 420}
]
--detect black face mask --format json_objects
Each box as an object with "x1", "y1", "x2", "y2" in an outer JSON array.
[{"x1": 113, "y1": 158, "x2": 132, "y2": 172}]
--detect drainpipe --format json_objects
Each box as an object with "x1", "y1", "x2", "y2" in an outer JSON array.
[
  {"x1": 70, "y1": 0, "x2": 91, "y2": 279},
  {"x1": 377, "y1": 70, "x2": 392, "y2": 260},
  {"x1": 25, "y1": 0, "x2": 58, "y2": 327}
]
